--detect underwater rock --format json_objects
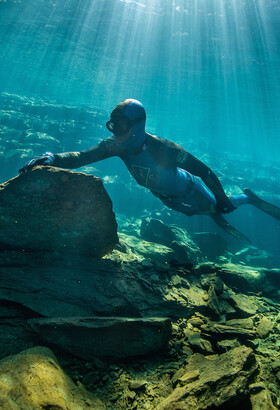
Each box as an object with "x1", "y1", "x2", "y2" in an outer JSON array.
[
  {"x1": 219, "y1": 263, "x2": 265, "y2": 293},
  {"x1": 216, "y1": 338, "x2": 242, "y2": 353},
  {"x1": 194, "y1": 262, "x2": 265, "y2": 293},
  {"x1": 140, "y1": 218, "x2": 178, "y2": 244},
  {"x1": 232, "y1": 246, "x2": 274, "y2": 268},
  {"x1": 206, "y1": 284, "x2": 224, "y2": 317},
  {"x1": 140, "y1": 218, "x2": 200, "y2": 264},
  {"x1": 261, "y1": 268, "x2": 280, "y2": 298},
  {"x1": 0, "y1": 166, "x2": 118, "y2": 257},
  {"x1": 199, "y1": 274, "x2": 235, "y2": 318},
  {"x1": 0, "y1": 248, "x2": 273, "y2": 328},
  {"x1": 226, "y1": 291, "x2": 258, "y2": 317},
  {"x1": 29, "y1": 317, "x2": 172, "y2": 360},
  {"x1": 158, "y1": 345, "x2": 258, "y2": 409},
  {"x1": 0, "y1": 346, "x2": 105, "y2": 409},
  {"x1": 200, "y1": 273, "x2": 224, "y2": 294},
  {"x1": 118, "y1": 232, "x2": 174, "y2": 262},
  {"x1": 0, "y1": 248, "x2": 205, "y2": 320},
  {"x1": 249, "y1": 382, "x2": 277, "y2": 410},
  {"x1": 226, "y1": 317, "x2": 255, "y2": 329},
  {"x1": 256, "y1": 317, "x2": 274, "y2": 339},
  {"x1": 187, "y1": 332, "x2": 215, "y2": 355},
  {"x1": 200, "y1": 323, "x2": 257, "y2": 340}
]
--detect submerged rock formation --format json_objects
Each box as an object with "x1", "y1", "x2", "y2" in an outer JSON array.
[
  {"x1": 29, "y1": 317, "x2": 172, "y2": 360},
  {"x1": 0, "y1": 243, "x2": 280, "y2": 407},
  {"x1": 159, "y1": 345, "x2": 257, "y2": 409},
  {"x1": 0, "y1": 166, "x2": 118, "y2": 257},
  {"x1": 0, "y1": 346, "x2": 105, "y2": 409},
  {"x1": 0, "y1": 248, "x2": 206, "y2": 319},
  {"x1": 140, "y1": 218, "x2": 201, "y2": 264}
]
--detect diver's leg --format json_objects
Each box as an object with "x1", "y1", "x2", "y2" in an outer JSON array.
[
  {"x1": 158, "y1": 194, "x2": 199, "y2": 215},
  {"x1": 186, "y1": 182, "x2": 250, "y2": 213},
  {"x1": 158, "y1": 176, "x2": 217, "y2": 216},
  {"x1": 186, "y1": 179, "x2": 250, "y2": 240},
  {"x1": 183, "y1": 179, "x2": 250, "y2": 213},
  {"x1": 156, "y1": 178, "x2": 250, "y2": 240},
  {"x1": 160, "y1": 183, "x2": 252, "y2": 216},
  {"x1": 243, "y1": 188, "x2": 280, "y2": 220},
  {"x1": 229, "y1": 194, "x2": 248, "y2": 208},
  {"x1": 158, "y1": 188, "x2": 249, "y2": 240}
]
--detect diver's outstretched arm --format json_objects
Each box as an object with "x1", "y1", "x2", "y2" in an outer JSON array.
[{"x1": 19, "y1": 137, "x2": 124, "y2": 173}]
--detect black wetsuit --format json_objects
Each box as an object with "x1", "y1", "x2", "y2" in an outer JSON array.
[{"x1": 53, "y1": 133, "x2": 231, "y2": 215}]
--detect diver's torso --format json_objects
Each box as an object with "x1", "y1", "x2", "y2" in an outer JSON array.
[{"x1": 122, "y1": 147, "x2": 189, "y2": 196}]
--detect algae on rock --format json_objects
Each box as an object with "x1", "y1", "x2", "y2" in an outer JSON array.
[{"x1": 0, "y1": 346, "x2": 105, "y2": 409}]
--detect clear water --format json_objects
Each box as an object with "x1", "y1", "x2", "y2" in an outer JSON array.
[{"x1": 0, "y1": 0, "x2": 279, "y2": 261}]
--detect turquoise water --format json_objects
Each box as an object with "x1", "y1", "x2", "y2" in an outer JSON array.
[
  {"x1": 1, "y1": 0, "x2": 279, "y2": 157},
  {"x1": 0, "y1": 0, "x2": 279, "y2": 261}
]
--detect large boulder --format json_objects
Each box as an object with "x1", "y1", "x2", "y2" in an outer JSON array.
[
  {"x1": 0, "y1": 248, "x2": 206, "y2": 321},
  {"x1": 29, "y1": 316, "x2": 172, "y2": 360},
  {"x1": 0, "y1": 346, "x2": 105, "y2": 409},
  {"x1": 158, "y1": 345, "x2": 258, "y2": 409},
  {"x1": 0, "y1": 166, "x2": 118, "y2": 257}
]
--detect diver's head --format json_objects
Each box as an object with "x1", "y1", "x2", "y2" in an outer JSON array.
[{"x1": 106, "y1": 99, "x2": 146, "y2": 148}]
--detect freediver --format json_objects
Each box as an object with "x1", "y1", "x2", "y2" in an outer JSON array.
[{"x1": 19, "y1": 99, "x2": 280, "y2": 240}]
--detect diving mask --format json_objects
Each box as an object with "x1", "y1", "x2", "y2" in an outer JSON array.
[{"x1": 106, "y1": 114, "x2": 145, "y2": 136}]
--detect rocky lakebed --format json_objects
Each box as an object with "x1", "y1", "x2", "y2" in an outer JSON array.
[
  {"x1": 0, "y1": 93, "x2": 280, "y2": 409},
  {"x1": 0, "y1": 166, "x2": 279, "y2": 409}
]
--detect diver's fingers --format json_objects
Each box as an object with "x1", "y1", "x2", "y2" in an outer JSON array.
[{"x1": 19, "y1": 157, "x2": 48, "y2": 173}]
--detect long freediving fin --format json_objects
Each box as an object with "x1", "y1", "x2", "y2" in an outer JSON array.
[
  {"x1": 211, "y1": 212, "x2": 251, "y2": 242},
  {"x1": 244, "y1": 188, "x2": 280, "y2": 221}
]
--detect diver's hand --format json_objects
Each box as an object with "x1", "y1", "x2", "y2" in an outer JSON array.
[
  {"x1": 19, "y1": 152, "x2": 55, "y2": 173},
  {"x1": 216, "y1": 195, "x2": 237, "y2": 214}
]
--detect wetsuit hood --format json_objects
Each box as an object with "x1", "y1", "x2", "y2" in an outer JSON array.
[{"x1": 111, "y1": 99, "x2": 146, "y2": 150}]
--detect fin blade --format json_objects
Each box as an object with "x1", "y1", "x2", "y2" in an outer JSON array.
[
  {"x1": 244, "y1": 188, "x2": 280, "y2": 221},
  {"x1": 211, "y1": 213, "x2": 251, "y2": 242}
]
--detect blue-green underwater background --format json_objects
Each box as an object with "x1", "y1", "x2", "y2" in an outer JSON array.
[{"x1": 0, "y1": 0, "x2": 279, "y2": 262}]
